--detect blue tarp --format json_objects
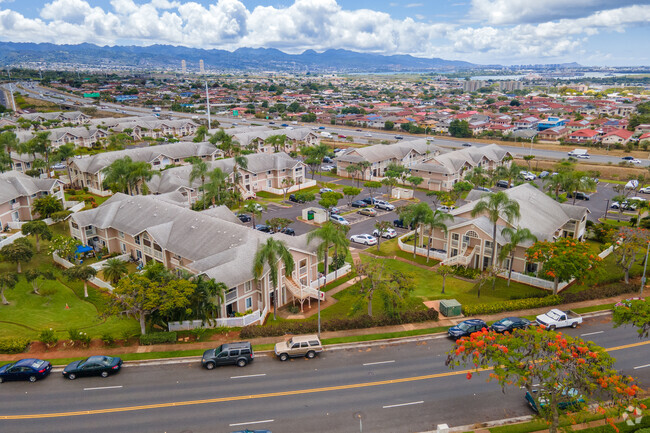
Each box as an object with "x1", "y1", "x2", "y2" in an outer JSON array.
[{"x1": 75, "y1": 245, "x2": 93, "y2": 255}]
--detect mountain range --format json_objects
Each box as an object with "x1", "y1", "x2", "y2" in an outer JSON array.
[{"x1": 0, "y1": 42, "x2": 478, "y2": 72}]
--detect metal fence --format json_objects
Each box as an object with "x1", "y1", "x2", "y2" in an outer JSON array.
[
  {"x1": 168, "y1": 309, "x2": 264, "y2": 331},
  {"x1": 310, "y1": 263, "x2": 352, "y2": 288}
]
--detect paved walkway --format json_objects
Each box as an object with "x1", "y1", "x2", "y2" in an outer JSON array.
[{"x1": 1, "y1": 294, "x2": 630, "y2": 363}]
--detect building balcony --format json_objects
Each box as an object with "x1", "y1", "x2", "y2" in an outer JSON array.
[{"x1": 11, "y1": 202, "x2": 20, "y2": 210}]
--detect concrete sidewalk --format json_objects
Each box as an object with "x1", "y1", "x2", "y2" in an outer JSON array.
[{"x1": 0, "y1": 293, "x2": 629, "y2": 363}]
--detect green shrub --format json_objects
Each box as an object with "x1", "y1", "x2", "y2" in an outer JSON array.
[
  {"x1": 139, "y1": 332, "x2": 177, "y2": 345},
  {"x1": 288, "y1": 305, "x2": 300, "y2": 314},
  {"x1": 38, "y1": 329, "x2": 58, "y2": 348},
  {"x1": 67, "y1": 328, "x2": 91, "y2": 346},
  {"x1": 451, "y1": 265, "x2": 481, "y2": 279},
  {"x1": 0, "y1": 337, "x2": 30, "y2": 354},
  {"x1": 101, "y1": 333, "x2": 115, "y2": 347},
  {"x1": 462, "y1": 295, "x2": 562, "y2": 316},
  {"x1": 561, "y1": 283, "x2": 636, "y2": 303},
  {"x1": 241, "y1": 309, "x2": 439, "y2": 339},
  {"x1": 190, "y1": 328, "x2": 207, "y2": 341}
]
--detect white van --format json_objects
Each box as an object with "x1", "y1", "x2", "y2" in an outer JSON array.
[{"x1": 568, "y1": 148, "x2": 589, "y2": 158}]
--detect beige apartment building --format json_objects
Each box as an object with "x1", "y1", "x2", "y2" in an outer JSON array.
[
  {"x1": 428, "y1": 184, "x2": 588, "y2": 273},
  {"x1": 69, "y1": 194, "x2": 322, "y2": 317},
  {"x1": 0, "y1": 171, "x2": 64, "y2": 227}
]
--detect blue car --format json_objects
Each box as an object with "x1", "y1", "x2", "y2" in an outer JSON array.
[
  {"x1": 448, "y1": 319, "x2": 487, "y2": 340},
  {"x1": 0, "y1": 358, "x2": 52, "y2": 383}
]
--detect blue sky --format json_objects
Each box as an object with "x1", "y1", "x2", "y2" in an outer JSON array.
[{"x1": 0, "y1": 0, "x2": 648, "y2": 66}]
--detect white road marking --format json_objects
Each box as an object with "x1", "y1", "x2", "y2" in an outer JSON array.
[
  {"x1": 580, "y1": 331, "x2": 604, "y2": 337},
  {"x1": 230, "y1": 373, "x2": 267, "y2": 379},
  {"x1": 383, "y1": 401, "x2": 424, "y2": 409},
  {"x1": 634, "y1": 364, "x2": 650, "y2": 370},
  {"x1": 363, "y1": 360, "x2": 395, "y2": 366},
  {"x1": 83, "y1": 385, "x2": 123, "y2": 391},
  {"x1": 229, "y1": 419, "x2": 274, "y2": 427}
]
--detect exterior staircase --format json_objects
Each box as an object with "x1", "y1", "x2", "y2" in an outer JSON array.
[
  {"x1": 285, "y1": 276, "x2": 325, "y2": 301},
  {"x1": 441, "y1": 245, "x2": 479, "y2": 267}
]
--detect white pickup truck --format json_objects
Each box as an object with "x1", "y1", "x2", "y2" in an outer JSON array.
[{"x1": 535, "y1": 309, "x2": 582, "y2": 330}]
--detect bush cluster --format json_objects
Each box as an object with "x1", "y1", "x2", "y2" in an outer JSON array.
[
  {"x1": 0, "y1": 337, "x2": 30, "y2": 354},
  {"x1": 139, "y1": 332, "x2": 177, "y2": 345},
  {"x1": 561, "y1": 283, "x2": 637, "y2": 304},
  {"x1": 462, "y1": 295, "x2": 562, "y2": 316},
  {"x1": 451, "y1": 265, "x2": 481, "y2": 280},
  {"x1": 240, "y1": 309, "x2": 439, "y2": 339},
  {"x1": 67, "y1": 328, "x2": 91, "y2": 346},
  {"x1": 38, "y1": 329, "x2": 58, "y2": 348}
]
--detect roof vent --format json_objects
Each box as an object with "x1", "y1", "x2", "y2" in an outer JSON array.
[{"x1": 190, "y1": 225, "x2": 196, "y2": 229}]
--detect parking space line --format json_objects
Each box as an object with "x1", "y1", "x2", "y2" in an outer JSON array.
[
  {"x1": 363, "y1": 360, "x2": 395, "y2": 366},
  {"x1": 383, "y1": 401, "x2": 423, "y2": 409},
  {"x1": 634, "y1": 364, "x2": 650, "y2": 370},
  {"x1": 229, "y1": 419, "x2": 274, "y2": 427},
  {"x1": 230, "y1": 374, "x2": 267, "y2": 379},
  {"x1": 580, "y1": 331, "x2": 604, "y2": 337},
  {"x1": 84, "y1": 386, "x2": 123, "y2": 391}
]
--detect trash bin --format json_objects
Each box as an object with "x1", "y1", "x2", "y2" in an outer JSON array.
[
  {"x1": 439, "y1": 299, "x2": 462, "y2": 317},
  {"x1": 307, "y1": 210, "x2": 315, "y2": 221}
]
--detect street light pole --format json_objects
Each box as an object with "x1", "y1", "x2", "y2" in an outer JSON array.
[
  {"x1": 641, "y1": 241, "x2": 649, "y2": 295},
  {"x1": 205, "y1": 81, "x2": 211, "y2": 130}
]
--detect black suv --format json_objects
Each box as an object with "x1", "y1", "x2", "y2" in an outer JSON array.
[
  {"x1": 202, "y1": 342, "x2": 254, "y2": 369},
  {"x1": 237, "y1": 213, "x2": 251, "y2": 223},
  {"x1": 289, "y1": 194, "x2": 305, "y2": 203},
  {"x1": 393, "y1": 219, "x2": 414, "y2": 229}
]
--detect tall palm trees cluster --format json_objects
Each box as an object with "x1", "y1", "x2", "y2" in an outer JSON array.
[
  {"x1": 101, "y1": 156, "x2": 158, "y2": 195},
  {"x1": 399, "y1": 202, "x2": 453, "y2": 263}
]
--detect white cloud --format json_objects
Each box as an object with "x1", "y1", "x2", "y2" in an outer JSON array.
[
  {"x1": 469, "y1": 0, "x2": 643, "y2": 25},
  {"x1": 0, "y1": 0, "x2": 646, "y2": 64}
]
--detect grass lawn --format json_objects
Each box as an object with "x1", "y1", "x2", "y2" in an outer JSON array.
[
  {"x1": 563, "y1": 246, "x2": 644, "y2": 294},
  {"x1": 598, "y1": 218, "x2": 634, "y2": 227},
  {"x1": 371, "y1": 237, "x2": 440, "y2": 267},
  {"x1": 64, "y1": 190, "x2": 111, "y2": 210}
]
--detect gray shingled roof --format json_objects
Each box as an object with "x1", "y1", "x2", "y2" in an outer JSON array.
[
  {"x1": 337, "y1": 139, "x2": 440, "y2": 164},
  {"x1": 0, "y1": 171, "x2": 59, "y2": 204},
  {"x1": 71, "y1": 194, "x2": 316, "y2": 287}
]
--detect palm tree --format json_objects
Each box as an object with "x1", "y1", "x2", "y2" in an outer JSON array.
[
  {"x1": 127, "y1": 161, "x2": 156, "y2": 195},
  {"x1": 243, "y1": 201, "x2": 265, "y2": 227},
  {"x1": 307, "y1": 222, "x2": 349, "y2": 336},
  {"x1": 346, "y1": 164, "x2": 360, "y2": 186},
  {"x1": 373, "y1": 220, "x2": 393, "y2": 252},
  {"x1": 193, "y1": 125, "x2": 209, "y2": 142},
  {"x1": 103, "y1": 258, "x2": 128, "y2": 286},
  {"x1": 544, "y1": 172, "x2": 566, "y2": 200},
  {"x1": 499, "y1": 227, "x2": 537, "y2": 286},
  {"x1": 189, "y1": 160, "x2": 209, "y2": 209},
  {"x1": 54, "y1": 143, "x2": 75, "y2": 185},
  {"x1": 357, "y1": 161, "x2": 371, "y2": 183},
  {"x1": 102, "y1": 156, "x2": 133, "y2": 194},
  {"x1": 28, "y1": 132, "x2": 53, "y2": 178},
  {"x1": 192, "y1": 276, "x2": 226, "y2": 325},
  {"x1": 252, "y1": 238, "x2": 295, "y2": 320},
  {"x1": 471, "y1": 191, "x2": 520, "y2": 290},
  {"x1": 63, "y1": 265, "x2": 98, "y2": 298},
  {"x1": 281, "y1": 177, "x2": 295, "y2": 202},
  {"x1": 400, "y1": 202, "x2": 431, "y2": 258},
  {"x1": 564, "y1": 172, "x2": 597, "y2": 205},
  {"x1": 265, "y1": 134, "x2": 287, "y2": 153},
  {"x1": 232, "y1": 155, "x2": 248, "y2": 192},
  {"x1": 423, "y1": 210, "x2": 453, "y2": 263},
  {"x1": 203, "y1": 167, "x2": 228, "y2": 206}
]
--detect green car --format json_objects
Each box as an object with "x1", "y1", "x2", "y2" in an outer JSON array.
[
  {"x1": 62, "y1": 355, "x2": 122, "y2": 380},
  {"x1": 525, "y1": 387, "x2": 585, "y2": 412}
]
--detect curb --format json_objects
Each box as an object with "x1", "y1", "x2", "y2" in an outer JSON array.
[
  {"x1": 419, "y1": 414, "x2": 535, "y2": 433},
  {"x1": 49, "y1": 310, "x2": 612, "y2": 368}
]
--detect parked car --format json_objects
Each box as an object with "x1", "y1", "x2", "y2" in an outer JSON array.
[
  {"x1": 361, "y1": 197, "x2": 376, "y2": 206},
  {"x1": 275, "y1": 335, "x2": 323, "y2": 361},
  {"x1": 373, "y1": 227, "x2": 397, "y2": 239},
  {"x1": 0, "y1": 359, "x2": 52, "y2": 383},
  {"x1": 236, "y1": 213, "x2": 251, "y2": 223},
  {"x1": 321, "y1": 165, "x2": 335, "y2": 171},
  {"x1": 202, "y1": 342, "x2": 254, "y2": 369},
  {"x1": 51, "y1": 163, "x2": 66, "y2": 170},
  {"x1": 323, "y1": 156, "x2": 333, "y2": 163},
  {"x1": 393, "y1": 219, "x2": 414, "y2": 229},
  {"x1": 374, "y1": 199, "x2": 395, "y2": 211},
  {"x1": 566, "y1": 191, "x2": 590, "y2": 201},
  {"x1": 448, "y1": 319, "x2": 488, "y2": 340},
  {"x1": 255, "y1": 224, "x2": 273, "y2": 233},
  {"x1": 330, "y1": 207, "x2": 341, "y2": 215},
  {"x1": 535, "y1": 309, "x2": 582, "y2": 330},
  {"x1": 539, "y1": 171, "x2": 550, "y2": 178},
  {"x1": 525, "y1": 387, "x2": 584, "y2": 413},
  {"x1": 496, "y1": 180, "x2": 513, "y2": 188},
  {"x1": 520, "y1": 171, "x2": 536, "y2": 181},
  {"x1": 289, "y1": 194, "x2": 305, "y2": 203},
  {"x1": 490, "y1": 317, "x2": 531, "y2": 333},
  {"x1": 437, "y1": 205, "x2": 454, "y2": 213},
  {"x1": 357, "y1": 208, "x2": 377, "y2": 217},
  {"x1": 351, "y1": 200, "x2": 368, "y2": 208},
  {"x1": 279, "y1": 227, "x2": 295, "y2": 236},
  {"x1": 330, "y1": 214, "x2": 350, "y2": 225},
  {"x1": 640, "y1": 186, "x2": 650, "y2": 194},
  {"x1": 62, "y1": 356, "x2": 122, "y2": 380},
  {"x1": 350, "y1": 234, "x2": 377, "y2": 245},
  {"x1": 320, "y1": 187, "x2": 333, "y2": 194},
  {"x1": 475, "y1": 186, "x2": 490, "y2": 192}
]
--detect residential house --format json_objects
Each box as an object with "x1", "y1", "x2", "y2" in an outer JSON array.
[
  {"x1": 428, "y1": 184, "x2": 588, "y2": 273},
  {"x1": 69, "y1": 194, "x2": 322, "y2": 319},
  {"x1": 336, "y1": 140, "x2": 441, "y2": 180},
  {"x1": 408, "y1": 144, "x2": 513, "y2": 192},
  {"x1": 147, "y1": 152, "x2": 310, "y2": 203},
  {"x1": 0, "y1": 170, "x2": 64, "y2": 227},
  {"x1": 537, "y1": 117, "x2": 567, "y2": 131},
  {"x1": 567, "y1": 128, "x2": 600, "y2": 143},
  {"x1": 231, "y1": 127, "x2": 320, "y2": 153},
  {"x1": 601, "y1": 129, "x2": 633, "y2": 146},
  {"x1": 69, "y1": 141, "x2": 222, "y2": 196},
  {"x1": 19, "y1": 111, "x2": 91, "y2": 125},
  {"x1": 537, "y1": 126, "x2": 569, "y2": 141}
]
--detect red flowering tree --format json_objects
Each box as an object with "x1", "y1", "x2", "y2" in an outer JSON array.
[
  {"x1": 446, "y1": 327, "x2": 642, "y2": 433},
  {"x1": 612, "y1": 228, "x2": 650, "y2": 284},
  {"x1": 526, "y1": 239, "x2": 601, "y2": 294}
]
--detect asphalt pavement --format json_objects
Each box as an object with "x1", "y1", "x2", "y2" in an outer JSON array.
[{"x1": 0, "y1": 317, "x2": 648, "y2": 433}]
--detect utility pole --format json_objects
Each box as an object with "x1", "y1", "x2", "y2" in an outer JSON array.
[
  {"x1": 205, "y1": 80, "x2": 211, "y2": 129},
  {"x1": 8, "y1": 83, "x2": 16, "y2": 112}
]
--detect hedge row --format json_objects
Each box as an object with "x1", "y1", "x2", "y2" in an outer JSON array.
[
  {"x1": 139, "y1": 332, "x2": 177, "y2": 345},
  {"x1": 561, "y1": 283, "x2": 637, "y2": 304},
  {"x1": 240, "y1": 309, "x2": 439, "y2": 339},
  {"x1": 0, "y1": 337, "x2": 30, "y2": 354},
  {"x1": 462, "y1": 295, "x2": 562, "y2": 316}
]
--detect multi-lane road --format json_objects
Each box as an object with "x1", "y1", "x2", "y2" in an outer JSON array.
[
  {"x1": 5, "y1": 81, "x2": 649, "y2": 167},
  {"x1": 0, "y1": 316, "x2": 648, "y2": 433}
]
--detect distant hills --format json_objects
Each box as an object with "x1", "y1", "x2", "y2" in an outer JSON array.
[{"x1": 0, "y1": 42, "x2": 477, "y2": 72}]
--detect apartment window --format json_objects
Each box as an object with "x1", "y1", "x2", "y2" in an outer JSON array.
[
  {"x1": 267, "y1": 179, "x2": 272, "y2": 188},
  {"x1": 244, "y1": 281, "x2": 252, "y2": 293},
  {"x1": 245, "y1": 297, "x2": 252, "y2": 309},
  {"x1": 71, "y1": 221, "x2": 79, "y2": 229},
  {"x1": 118, "y1": 231, "x2": 125, "y2": 239},
  {"x1": 134, "y1": 235, "x2": 141, "y2": 245}
]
